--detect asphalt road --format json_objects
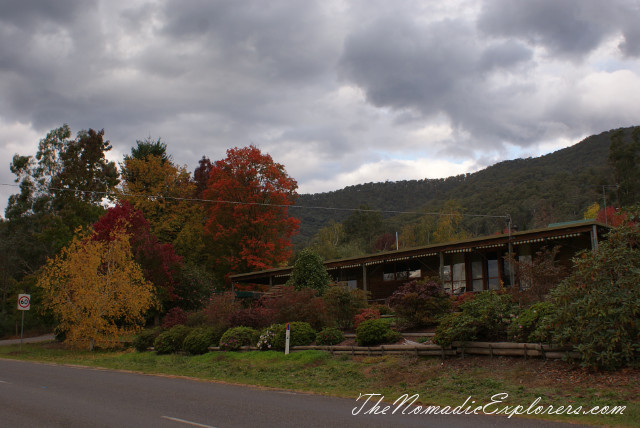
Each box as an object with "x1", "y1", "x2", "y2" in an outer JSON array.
[{"x1": 0, "y1": 358, "x2": 591, "y2": 428}]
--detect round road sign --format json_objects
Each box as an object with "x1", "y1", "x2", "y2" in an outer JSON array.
[{"x1": 18, "y1": 294, "x2": 31, "y2": 311}]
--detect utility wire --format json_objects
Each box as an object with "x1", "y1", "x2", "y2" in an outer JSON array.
[{"x1": 0, "y1": 182, "x2": 510, "y2": 220}]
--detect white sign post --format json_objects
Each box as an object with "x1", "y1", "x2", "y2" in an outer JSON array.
[
  {"x1": 17, "y1": 294, "x2": 30, "y2": 352},
  {"x1": 285, "y1": 322, "x2": 290, "y2": 355}
]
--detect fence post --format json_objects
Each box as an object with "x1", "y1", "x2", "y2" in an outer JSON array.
[{"x1": 489, "y1": 343, "x2": 493, "y2": 359}]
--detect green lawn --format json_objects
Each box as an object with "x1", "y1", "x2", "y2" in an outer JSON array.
[{"x1": 1, "y1": 342, "x2": 638, "y2": 427}]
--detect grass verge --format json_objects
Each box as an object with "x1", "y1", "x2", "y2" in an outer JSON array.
[{"x1": 1, "y1": 341, "x2": 638, "y2": 427}]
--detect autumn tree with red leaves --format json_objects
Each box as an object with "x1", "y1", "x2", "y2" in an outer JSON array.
[
  {"x1": 92, "y1": 202, "x2": 184, "y2": 311},
  {"x1": 203, "y1": 146, "x2": 299, "y2": 282}
]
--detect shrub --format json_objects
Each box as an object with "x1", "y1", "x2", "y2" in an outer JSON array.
[
  {"x1": 259, "y1": 286, "x2": 330, "y2": 330},
  {"x1": 227, "y1": 306, "x2": 275, "y2": 330},
  {"x1": 133, "y1": 327, "x2": 162, "y2": 352},
  {"x1": 505, "y1": 246, "x2": 566, "y2": 305},
  {"x1": 268, "y1": 322, "x2": 317, "y2": 351},
  {"x1": 185, "y1": 311, "x2": 208, "y2": 327},
  {"x1": 286, "y1": 249, "x2": 331, "y2": 295},
  {"x1": 540, "y1": 224, "x2": 640, "y2": 370},
  {"x1": 451, "y1": 292, "x2": 476, "y2": 310},
  {"x1": 369, "y1": 303, "x2": 392, "y2": 316},
  {"x1": 353, "y1": 308, "x2": 380, "y2": 329},
  {"x1": 256, "y1": 325, "x2": 279, "y2": 350},
  {"x1": 434, "y1": 312, "x2": 477, "y2": 346},
  {"x1": 434, "y1": 291, "x2": 515, "y2": 346},
  {"x1": 356, "y1": 319, "x2": 401, "y2": 346},
  {"x1": 322, "y1": 286, "x2": 368, "y2": 329},
  {"x1": 507, "y1": 301, "x2": 555, "y2": 342},
  {"x1": 316, "y1": 327, "x2": 345, "y2": 346},
  {"x1": 219, "y1": 326, "x2": 260, "y2": 351},
  {"x1": 203, "y1": 292, "x2": 240, "y2": 328},
  {"x1": 161, "y1": 307, "x2": 188, "y2": 329},
  {"x1": 387, "y1": 280, "x2": 452, "y2": 328},
  {"x1": 183, "y1": 327, "x2": 222, "y2": 355},
  {"x1": 153, "y1": 325, "x2": 192, "y2": 354}
]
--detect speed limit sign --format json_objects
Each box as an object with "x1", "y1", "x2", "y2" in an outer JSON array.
[{"x1": 17, "y1": 294, "x2": 30, "y2": 311}]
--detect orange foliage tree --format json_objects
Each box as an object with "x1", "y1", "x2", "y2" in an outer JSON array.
[
  {"x1": 120, "y1": 154, "x2": 197, "y2": 244},
  {"x1": 36, "y1": 227, "x2": 155, "y2": 350},
  {"x1": 203, "y1": 146, "x2": 299, "y2": 282},
  {"x1": 119, "y1": 142, "x2": 208, "y2": 266}
]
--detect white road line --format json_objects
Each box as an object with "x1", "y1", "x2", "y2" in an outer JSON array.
[
  {"x1": 0, "y1": 380, "x2": 9, "y2": 384},
  {"x1": 161, "y1": 416, "x2": 217, "y2": 428}
]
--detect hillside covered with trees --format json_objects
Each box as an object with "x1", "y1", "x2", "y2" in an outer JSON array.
[{"x1": 294, "y1": 127, "x2": 636, "y2": 252}]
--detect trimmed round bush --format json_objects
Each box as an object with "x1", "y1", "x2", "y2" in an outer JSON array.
[
  {"x1": 354, "y1": 308, "x2": 380, "y2": 329},
  {"x1": 316, "y1": 327, "x2": 344, "y2": 346},
  {"x1": 133, "y1": 327, "x2": 162, "y2": 352},
  {"x1": 183, "y1": 327, "x2": 223, "y2": 355},
  {"x1": 265, "y1": 322, "x2": 317, "y2": 351},
  {"x1": 356, "y1": 319, "x2": 401, "y2": 346},
  {"x1": 219, "y1": 326, "x2": 260, "y2": 351},
  {"x1": 153, "y1": 325, "x2": 191, "y2": 354}
]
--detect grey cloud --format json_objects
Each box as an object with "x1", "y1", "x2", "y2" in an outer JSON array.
[
  {"x1": 159, "y1": 0, "x2": 337, "y2": 83},
  {"x1": 620, "y1": 24, "x2": 640, "y2": 57},
  {"x1": 478, "y1": 0, "x2": 636, "y2": 58},
  {"x1": 0, "y1": 0, "x2": 94, "y2": 27},
  {"x1": 479, "y1": 40, "x2": 533, "y2": 71},
  {"x1": 338, "y1": 13, "x2": 547, "y2": 151},
  {"x1": 340, "y1": 17, "x2": 478, "y2": 114}
]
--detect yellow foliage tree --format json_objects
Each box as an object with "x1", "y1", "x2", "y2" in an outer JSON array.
[
  {"x1": 36, "y1": 227, "x2": 155, "y2": 350},
  {"x1": 120, "y1": 154, "x2": 200, "y2": 246},
  {"x1": 432, "y1": 200, "x2": 469, "y2": 244},
  {"x1": 310, "y1": 220, "x2": 346, "y2": 260},
  {"x1": 583, "y1": 202, "x2": 600, "y2": 220},
  {"x1": 400, "y1": 212, "x2": 436, "y2": 248}
]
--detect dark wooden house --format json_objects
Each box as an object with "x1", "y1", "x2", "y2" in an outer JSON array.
[{"x1": 230, "y1": 220, "x2": 607, "y2": 301}]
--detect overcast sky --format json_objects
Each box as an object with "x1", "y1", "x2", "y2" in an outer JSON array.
[{"x1": 2, "y1": 0, "x2": 640, "y2": 216}]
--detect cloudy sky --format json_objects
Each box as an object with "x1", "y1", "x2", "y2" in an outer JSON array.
[{"x1": 1, "y1": 0, "x2": 640, "y2": 216}]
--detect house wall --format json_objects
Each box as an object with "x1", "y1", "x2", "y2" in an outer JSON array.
[{"x1": 230, "y1": 224, "x2": 605, "y2": 301}]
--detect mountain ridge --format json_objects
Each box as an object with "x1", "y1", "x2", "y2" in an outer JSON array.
[{"x1": 293, "y1": 127, "x2": 630, "y2": 245}]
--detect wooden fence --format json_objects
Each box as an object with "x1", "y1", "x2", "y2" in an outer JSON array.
[{"x1": 208, "y1": 341, "x2": 579, "y2": 360}]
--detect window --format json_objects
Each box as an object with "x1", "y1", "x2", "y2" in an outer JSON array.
[
  {"x1": 409, "y1": 269, "x2": 422, "y2": 279},
  {"x1": 471, "y1": 260, "x2": 483, "y2": 292},
  {"x1": 488, "y1": 258, "x2": 500, "y2": 290},
  {"x1": 383, "y1": 263, "x2": 415, "y2": 281},
  {"x1": 442, "y1": 254, "x2": 466, "y2": 294},
  {"x1": 452, "y1": 259, "x2": 466, "y2": 294},
  {"x1": 442, "y1": 265, "x2": 452, "y2": 293}
]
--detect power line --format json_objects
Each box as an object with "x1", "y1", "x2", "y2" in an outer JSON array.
[{"x1": 0, "y1": 182, "x2": 510, "y2": 220}]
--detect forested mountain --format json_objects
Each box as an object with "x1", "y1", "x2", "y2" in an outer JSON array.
[{"x1": 293, "y1": 127, "x2": 631, "y2": 246}]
